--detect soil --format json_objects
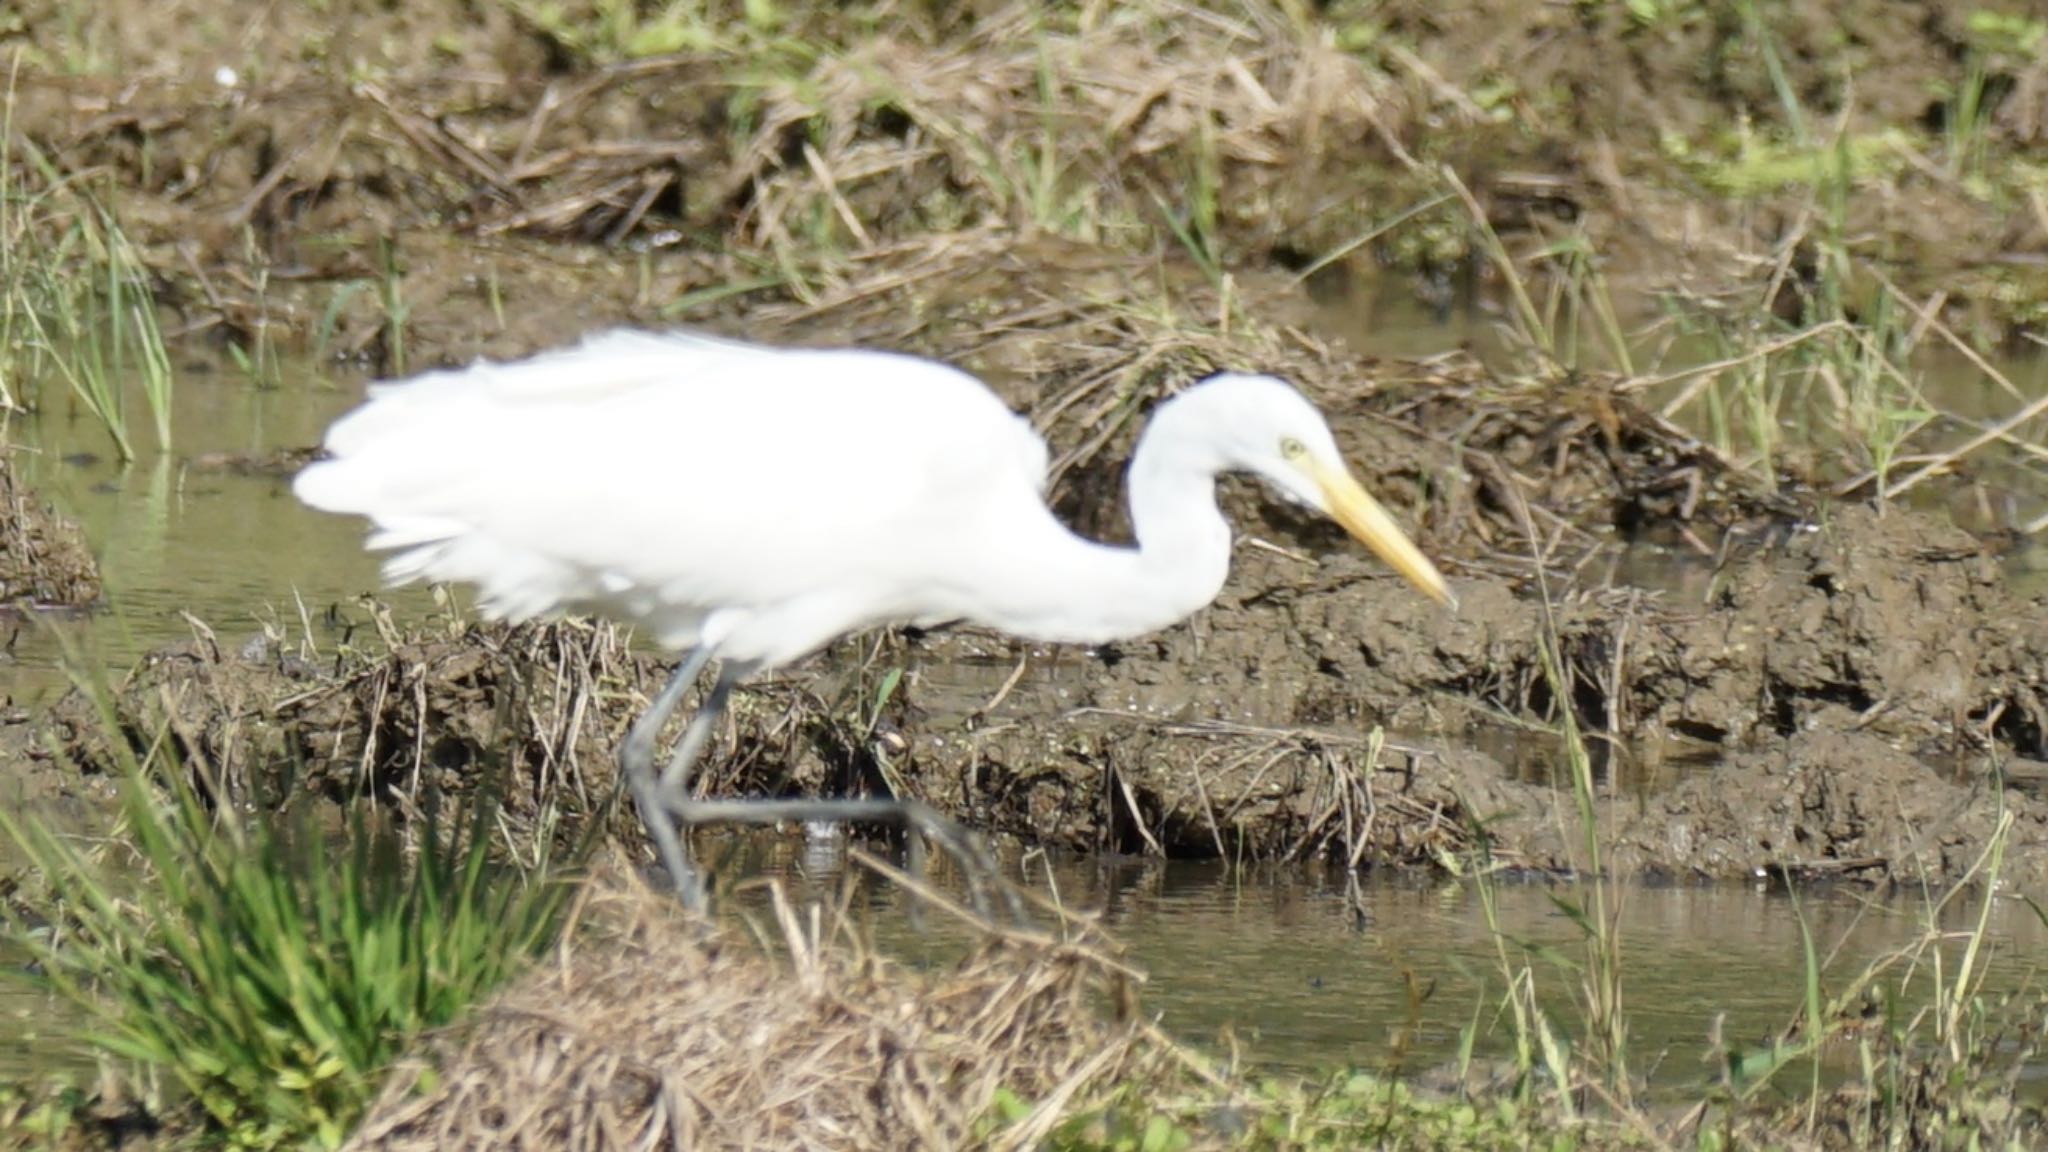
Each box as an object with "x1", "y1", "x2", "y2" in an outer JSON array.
[
  {"x1": 0, "y1": 450, "x2": 101, "y2": 608},
  {"x1": 4, "y1": 0, "x2": 2047, "y2": 377},
  {"x1": 3, "y1": 0, "x2": 2047, "y2": 897}
]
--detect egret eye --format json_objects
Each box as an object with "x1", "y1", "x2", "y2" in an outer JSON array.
[{"x1": 1280, "y1": 436, "x2": 1307, "y2": 460}]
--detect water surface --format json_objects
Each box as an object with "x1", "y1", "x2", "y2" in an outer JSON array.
[{"x1": 734, "y1": 836, "x2": 2047, "y2": 1083}]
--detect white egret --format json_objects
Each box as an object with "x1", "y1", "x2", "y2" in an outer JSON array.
[{"x1": 295, "y1": 329, "x2": 1455, "y2": 905}]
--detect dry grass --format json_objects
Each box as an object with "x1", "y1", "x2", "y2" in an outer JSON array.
[
  {"x1": 343, "y1": 872, "x2": 1146, "y2": 1152},
  {"x1": 725, "y1": 3, "x2": 1418, "y2": 254},
  {"x1": 36, "y1": 614, "x2": 656, "y2": 827},
  {"x1": 0, "y1": 0, "x2": 1450, "y2": 371}
]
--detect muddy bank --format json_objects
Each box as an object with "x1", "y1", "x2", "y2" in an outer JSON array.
[
  {"x1": 6, "y1": 228, "x2": 2042, "y2": 892},
  {"x1": 6, "y1": 0, "x2": 2048, "y2": 374},
  {"x1": 888, "y1": 500, "x2": 2048, "y2": 891},
  {"x1": 0, "y1": 452, "x2": 100, "y2": 609},
  {"x1": 10, "y1": 381, "x2": 2043, "y2": 891}
]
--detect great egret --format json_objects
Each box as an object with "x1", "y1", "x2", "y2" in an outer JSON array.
[{"x1": 295, "y1": 329, "x2": 1455, "y2": 905}]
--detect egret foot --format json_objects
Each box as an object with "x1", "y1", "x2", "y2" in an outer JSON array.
[
  {"x1": 646, "y1": 789, "x2": 1014, "y2": 919},
  {"x1": 619, "y1": 650, "x2": 1014, "y2": 917}
]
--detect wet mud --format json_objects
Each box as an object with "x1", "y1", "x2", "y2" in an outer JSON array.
[
  {"x1": 5, "y1": 0, "x2": 2048, "y2": 376},
  {"x1": 0, "y1": 451, "x2": 101, "y2": 608}
]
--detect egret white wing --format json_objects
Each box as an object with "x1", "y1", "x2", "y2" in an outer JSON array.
[{"x1": 296, "y1": 331, "x2": 1054, "y2": 659}]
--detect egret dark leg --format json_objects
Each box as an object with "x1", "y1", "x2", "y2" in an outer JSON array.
[
  {"x1": 658, "y1": 663, "x2": 748, "y2": 795},
  {"x1": 621, "y1": 646, "x2": 717, "y2": 906},
  {"x1": 636, "y1": 659, "x2": 1020, "y2": 920},
  {"x1": 655, "y1": 671, "x2": 1016, "y2": 918}
]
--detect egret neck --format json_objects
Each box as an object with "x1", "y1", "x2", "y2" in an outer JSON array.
[{"x1": 961, "y1": 389, "x2": 1235, "y2": 647}]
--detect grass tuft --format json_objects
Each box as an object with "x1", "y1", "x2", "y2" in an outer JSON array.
[
  {"x1": 0, "y1": 57, "x2": 175, "y2": 461},
  {"x1": 0, "y1": 671, "x2": 577, "y2": 1149}
]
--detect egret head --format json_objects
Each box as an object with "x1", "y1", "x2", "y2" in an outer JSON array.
[{"x1": 1193, "y1": 372, "x2": 1456, "y2": 609}]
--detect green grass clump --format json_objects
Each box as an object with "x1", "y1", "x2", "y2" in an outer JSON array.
[
  {"x1": 0, "y1": 693, "x2": 576, "y2": 1149},
  {"x1": 1, "y1": 63, "x2": 175, "y2": 462}
]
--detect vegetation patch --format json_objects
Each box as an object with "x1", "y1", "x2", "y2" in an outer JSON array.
[{"x1": 0, "y1": 685, "x2": 577, "y2": 1149}]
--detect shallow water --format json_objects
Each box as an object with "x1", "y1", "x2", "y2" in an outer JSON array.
[
  {"x1": 5, "y1": 366, "x2": 415, "y2": 704},
  {"x1": 8, "y1": 835, "x2": 2041, "y2": 1089},
  {"x1": 3, "y1": 357, "x2": 2045, "y2": 1089},
  {"x1": 727, "y1": 834, "x2": 2048, "y2": 1082}
]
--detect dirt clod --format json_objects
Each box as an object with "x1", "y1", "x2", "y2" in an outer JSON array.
[{"x1": 0, "y1": 452, "x2": 101, "y2": 608}]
